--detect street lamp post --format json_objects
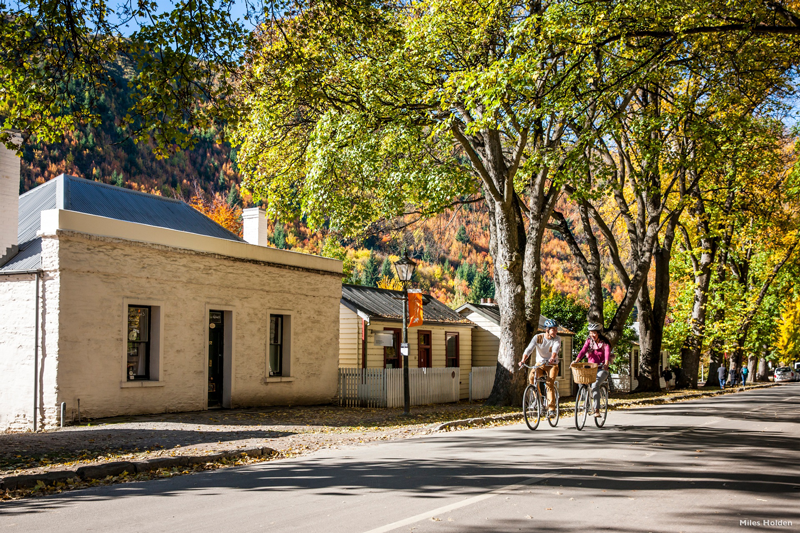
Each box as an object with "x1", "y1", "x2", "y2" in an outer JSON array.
[{"x1": 393, "y1": 252, "x2": 417, "y2": 416}]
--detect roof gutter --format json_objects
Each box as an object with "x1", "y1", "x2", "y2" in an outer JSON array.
[{"x1": 0, "y1": 269, "x2": 41, "y2": 276}]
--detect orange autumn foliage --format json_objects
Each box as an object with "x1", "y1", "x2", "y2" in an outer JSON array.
[{"x1": 190, "y1": 194, "x2": 243, "y2": 237}]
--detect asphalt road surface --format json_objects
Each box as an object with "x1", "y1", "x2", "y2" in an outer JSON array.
[{"x1": 2, "y1": 384, "x2": 799, "y2": 533}]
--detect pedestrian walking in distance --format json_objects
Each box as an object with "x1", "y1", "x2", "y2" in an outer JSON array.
[
  {"x1": 742, "y1": 365, "x2": 749, "y2": 388},
  {"x1": 718, "y1": 365, "x2": 727, "y2": 389},
  {"x1": 729, "y1": 365, "x2": 738, "y2": 388},
  {"x1": 663, "y1": 366, "x2": 674, "y2": 392}
]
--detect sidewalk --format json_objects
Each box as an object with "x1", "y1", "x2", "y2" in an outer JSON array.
[{"x1": 0, "y1": 382, "x2": 782, "y2": 500}]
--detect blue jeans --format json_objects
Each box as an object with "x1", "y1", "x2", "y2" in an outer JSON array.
[
  {"x1": 742, "y1": 375, "x2": 748, "y2": 386},
  {"x1": 720, "y1": 378, "x2": 726, "y2": 389}
]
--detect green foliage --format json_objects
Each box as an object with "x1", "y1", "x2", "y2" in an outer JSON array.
[
  {"x1": 361, "y1": 252, "x2": 380, "y2": 288},
  {"x1": 455, "y1": 262, "x2": 477, "y2": 285},
  {"x1": 13, "y1": 56, "x2": 240, "y2": 197},
  {"x1": 272, "y1": 223, "x2": 287, "y2": 250},
  {"x1": 0, "y1": 0, "x2": 251, "y2": 156},
  {"x1": 321, "y1": 237, "x2": 355, "y2": 280},
  {"x1": 468, "y1": 266, "x2": 495, "y2": 303},
  {"x1": 226, "y1": 187, "x2": 240, "y2": 208},
  {"x1": 455, "y1": 225, "x2": 470, "y2": 244},
  {"x1": 380, "y1": 257, "x2": 394, "y2": 279}
]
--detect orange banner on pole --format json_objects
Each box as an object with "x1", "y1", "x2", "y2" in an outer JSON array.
[{"x1": 408, "y1": 291, "x2": 423, "y2": 328}]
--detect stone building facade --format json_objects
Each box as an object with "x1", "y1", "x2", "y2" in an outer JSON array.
[{"x1": 0, "y1": 149, "x2": 342, "y2": 431}]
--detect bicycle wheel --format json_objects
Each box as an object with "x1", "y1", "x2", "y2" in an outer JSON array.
[
  {"x1": 548, "y1": 387, "x2": 560, "y2": 427},
  {"x1": 575, "y1": 386, "x2": 588, "y2": 431},
  {"x1": 523, "y1": 384, "x2": 541, "y2": 430},
  {"x1": 594, "y1": 386, "x2": 608, "y2": 428}
]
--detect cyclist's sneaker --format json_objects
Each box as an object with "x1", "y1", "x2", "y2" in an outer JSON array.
[
  {"x1": 547, "y1": 410, "x2": 556, "y2": 418},
  {"x1": 593, "y1": 410, "x2": 601, "y2": 417}
]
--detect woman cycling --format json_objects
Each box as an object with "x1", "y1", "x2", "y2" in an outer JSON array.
[{"x1": 574, "y1": 323, "x2": 611, "y2": 417}]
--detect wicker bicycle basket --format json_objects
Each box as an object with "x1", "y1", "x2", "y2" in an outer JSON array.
[{"x1": 571, "y1": 363, "x2": 598, "y2": 385}]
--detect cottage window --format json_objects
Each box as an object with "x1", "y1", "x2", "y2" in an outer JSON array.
[
  {"x1": 418, "y1": 330, "x2": 432, "y2": 368},
  {"x1": 383, "y1": 328, "x2": 402, "y2": 369},
  {"x1": 269, "y1": 315, "x2": 284, "y2": 376},
  {"x1": 445, "y1": 332, "x2": 459, "y2": 368},
  {"x1": 127, "y1": 306, "x2": 151, "y2": 380}
]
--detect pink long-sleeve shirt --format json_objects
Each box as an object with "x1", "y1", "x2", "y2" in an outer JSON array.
[{"x1": 576, "y1": 337, "x2": 611, "y2": 365}]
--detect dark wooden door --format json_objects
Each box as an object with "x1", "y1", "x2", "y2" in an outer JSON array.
[{"x1": 208, "y1": 310, "x2": 224, "y2": 407}]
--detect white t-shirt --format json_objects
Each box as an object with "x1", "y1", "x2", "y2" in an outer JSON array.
[{"x1": 523, "y1": 333, "x2": 561, "y2": 365}]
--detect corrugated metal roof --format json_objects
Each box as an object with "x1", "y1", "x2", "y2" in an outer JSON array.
[
  {"x1": 342, "y1": 284, "x2": 472, "y2": 325},
  {"x1": 2, "y1": 174, "x2": 243, "y2": 273},
  {"x1": 456, "y1": 303, "x2": 575, "y2": 335},
  {"x1": 0, "y1": 238, "x2": 41, "y2": 271},
  {"x1": 63, "y1": 176, "x2": 243, "y2": 242},
  {"x1": 18, "y1": 178, "x2": 57, "y2": 245}
]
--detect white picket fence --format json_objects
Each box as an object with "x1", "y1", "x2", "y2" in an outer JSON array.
[
  {"x1": 469, "y1": 366, "x2": 497, "y2": 401},
  {"x1": 338, "y1": 368, "x2": 460, "y2": 408}
]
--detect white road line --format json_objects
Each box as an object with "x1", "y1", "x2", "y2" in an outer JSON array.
[{"x1": 360, "y1": 472, "x2": 560, "y2": 533}]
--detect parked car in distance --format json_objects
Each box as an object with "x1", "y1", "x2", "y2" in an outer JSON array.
[{"x1": 774, "y1": 367, "x2": 796, "y2": 382}]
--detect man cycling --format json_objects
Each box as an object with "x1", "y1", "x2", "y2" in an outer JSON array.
[
  {"x1": 518, "y1": 319, "x2": 561, "y2": 418},
  {"x1": 574, "y1": 322, "x2": 611, "y2": 417}
]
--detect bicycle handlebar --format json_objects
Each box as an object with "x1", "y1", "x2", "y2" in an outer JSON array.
[{"x1": 520, "y1": 362, "x2": 557, "y2": 370}]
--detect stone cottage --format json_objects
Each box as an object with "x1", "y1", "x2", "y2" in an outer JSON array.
[{"x1": 0, "y1": 148, "x2": 342, "y2": 431}]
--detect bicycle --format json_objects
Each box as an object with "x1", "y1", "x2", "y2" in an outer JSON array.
[
  {"x1": 570, "y1": 362, "x2": 609, "y2": 430},
  {"x1": 521, "y1": 363, "x2": 561, "y2": 430}
]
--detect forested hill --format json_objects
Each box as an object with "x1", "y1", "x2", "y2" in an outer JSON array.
[
  {"x1": 17, "y1": 60, "x2": 239, "y2": 202},
  {"x1": 14, "y1": 62, "x2": 604, "y2": 308}
]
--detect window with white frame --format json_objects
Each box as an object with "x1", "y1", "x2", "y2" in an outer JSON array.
[
  {"x1": 269, "y1": 314, "x2": 288, "y2": 376},
  {"x1": 125, "y1": 303, "x2": 162, "y2": 382},
  {"x1": 127, "y1": 306, "x2": 151, "y2": 380}
]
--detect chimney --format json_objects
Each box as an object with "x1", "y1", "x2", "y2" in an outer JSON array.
[
  {"x1": 242, "y1": 207, "x2": 268, "y2": 247},
  {"x1": 0, "y1": 140, "x2": 20, "y2": 265},
  {"x1": 480, "y1": 298, "x2": 497, "y2": 306}
]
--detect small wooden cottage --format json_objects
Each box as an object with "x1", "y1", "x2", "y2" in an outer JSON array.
[
  {"x1": 339, "y1": 284, "x2": 475, "y2": 401},
  {"x1": 457, "y1": 302, "x2": 576, "y2": 398}
]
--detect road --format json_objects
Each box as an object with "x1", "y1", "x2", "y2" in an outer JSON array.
[{"x1": 1, "y1": 384, "x2": 799, "y2": 533}]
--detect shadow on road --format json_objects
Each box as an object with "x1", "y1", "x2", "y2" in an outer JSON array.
[{"x1": 2, "y1": 420, "x2": 798, "y2": 518}]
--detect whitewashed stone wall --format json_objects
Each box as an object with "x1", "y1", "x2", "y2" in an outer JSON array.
[
  {"x1": 0, "y1": 275, "x2": 37, "y2": 431},
  {"x1": 0, "y1": 237, "x2": 61, "y2": 431},
  {"x1": 47, "y1": 230, "x2": 341, "y2": 425}
]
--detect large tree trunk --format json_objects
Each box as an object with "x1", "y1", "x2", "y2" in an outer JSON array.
[
  {"x1": 632, "y1": 212, "x2": 677, "y2": 392},
  {"x1": 679, "y1": 269, "x2": 710, "y2": 388},
  {"x1": 635, "y1": 298, "x2": 662, "y2": 391},
  {"x1": 755, "y1": 356, "x2": 770, "y2": 382},
  {"x1": 677, "y1": 186, "x2": 721, "y2": 389},
  {"x1": 484, "y1": 194, "x2": 530, "y2": 406},
  {"x1": 747, "y1": 356, "x2": 757, "y2": 381}
]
